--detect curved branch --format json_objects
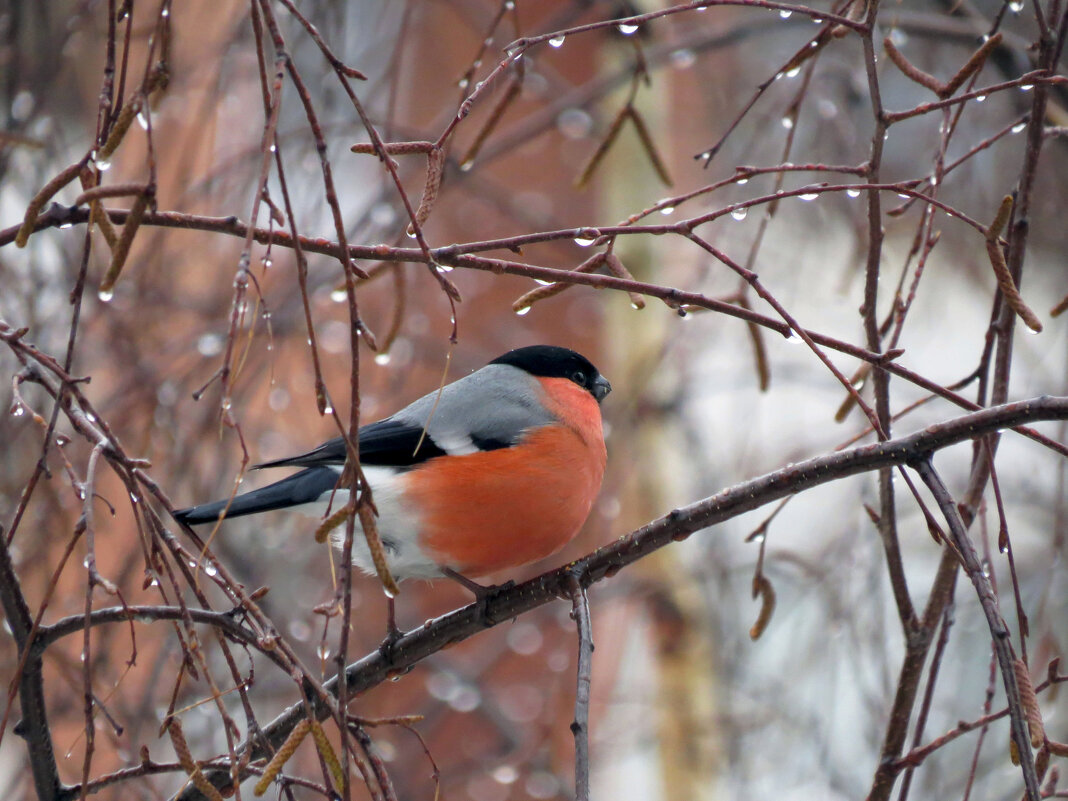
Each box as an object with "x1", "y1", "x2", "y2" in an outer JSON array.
[
  {"x1": 176, "y1": 394, "x2": 1068, "y2": 801},
  {"x1": 36, "y1": 605, "x2": 262, "y2": 652}
]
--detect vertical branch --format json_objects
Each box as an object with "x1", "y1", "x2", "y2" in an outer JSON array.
[
  {"x1": 987, "y1": 9, "x2": 1059, "y2": 412},
  {"x1": 214, "y1": 9, "x2": 286, "y2": 419},
  {"x1": 913, "y1": 459, "x2": 1040, "y2": 801},
  {"x1": 567, "y1": 571, "x2": 593, "y2": 801},
  {"x1": 895, "y1": 582, "x2": 958, "y2": 801},
  {"x1": 0, "y1": 528, "x2": 62, "y2": 801},
  {"x1": 869, "y1": 547, "x2": 959, "y2": 801},
  {"x1": 859, "y1": 2, "x2": 918, "y2": 635}
]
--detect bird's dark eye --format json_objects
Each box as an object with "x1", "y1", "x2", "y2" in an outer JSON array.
[{"x1": 571, "y1": 370, "x2": 587, "y2": 386}]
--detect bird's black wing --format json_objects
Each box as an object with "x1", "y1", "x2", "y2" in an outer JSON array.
[
  {"x1": 355, "y1": 419, "x2": 448, "y2": 466},
  {"x1": 253, "y1": 419, "x2": 448, "y2": 470}
]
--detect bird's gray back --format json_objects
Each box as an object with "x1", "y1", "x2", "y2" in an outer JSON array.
[{"x1": 392, "y1": 363, "x2": 555, "y2": 454}]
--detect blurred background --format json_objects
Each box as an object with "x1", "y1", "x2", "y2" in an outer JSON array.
[{"x1": 2, "y1": 1, "x2": 1067, "y2": 799}]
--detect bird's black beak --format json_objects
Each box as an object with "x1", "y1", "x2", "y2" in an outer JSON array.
[{"x1": 592, "y1": 375, "x2": 612, "y2": 402}]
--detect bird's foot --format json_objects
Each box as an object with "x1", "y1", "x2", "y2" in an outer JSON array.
[
  {"x1": 377, "y1": 627, "x2": 404, "y2": 664},
  {"x1": 442, "y1": 568, "x2": 515, "y2": 624},
  {"x1": 378, "y1": 597, "x2": 405, "y2": 663}
]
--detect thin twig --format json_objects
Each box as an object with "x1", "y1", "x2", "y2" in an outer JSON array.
[{"x1": 567, "y1": 570, "x2": 593, "y2": 801}]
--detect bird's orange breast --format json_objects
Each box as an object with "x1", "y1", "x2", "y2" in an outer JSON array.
[{"x1": 404, "y1": 378, "x2": 606, "y2": 577}]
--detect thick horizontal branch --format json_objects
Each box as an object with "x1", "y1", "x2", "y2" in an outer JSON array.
[{"x1": 177, "y1": 394, "x2": 1068, "y2": 801}]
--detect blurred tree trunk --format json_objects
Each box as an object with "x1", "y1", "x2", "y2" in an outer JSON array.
[{"x1": 595, "y1": 37, "x2": 724, "y2": 799}]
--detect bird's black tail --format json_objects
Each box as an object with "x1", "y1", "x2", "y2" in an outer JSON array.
[{"x1": 173, "y1": 467, "x2": 340, "y2": 525}]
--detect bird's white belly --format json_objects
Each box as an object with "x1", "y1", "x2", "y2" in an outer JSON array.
[{"x1": 298, "y1": 466, "x2": 442, "y2": 581}]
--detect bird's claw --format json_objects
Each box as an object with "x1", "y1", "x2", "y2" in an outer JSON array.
[
  {"x1": 441, "y1": 569, "x2": 516, "y2": 625},
  {"x1": 378, "y1": 624, "x2": 404, "y2": 664}
]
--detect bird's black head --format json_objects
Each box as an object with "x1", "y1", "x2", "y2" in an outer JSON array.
[{"x1": 491, "y1": 345, "x2": 612, "y2": 402}]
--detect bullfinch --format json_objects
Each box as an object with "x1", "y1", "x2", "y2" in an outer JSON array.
[{"x1": 174, "y1": 345, "x2": 611, "y2": 584}]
